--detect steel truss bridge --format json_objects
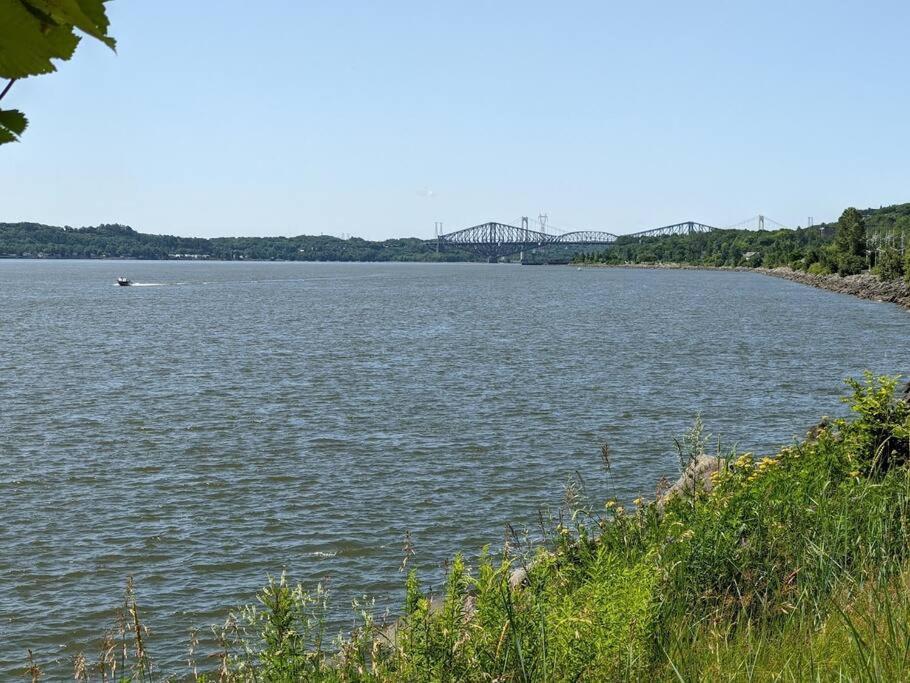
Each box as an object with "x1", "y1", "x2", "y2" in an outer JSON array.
[{"x1": 432, "y1": 219, "x2": 717, "y2": 260}]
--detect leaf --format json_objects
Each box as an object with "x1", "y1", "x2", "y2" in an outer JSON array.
[
  {"x1": 0, "y1": 107, "x2": 28, "y2": 144},
  {"x1": 0, "y1": 0, "x2": 114, "y2": 145},
  {"x1": 21, "y1": 0, "x2": 115, "y2": 49},
  {"x1": 74, "y1": 0, "x2": 114, "y2": 43},
  {"x1": 0, "y1": 0, "x2": 81, "y2": 78}
]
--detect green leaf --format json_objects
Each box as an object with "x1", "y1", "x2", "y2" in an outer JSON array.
[
  {"x1": 0, "y1": 0, "x2": 114, "y2": 145},
  {"x1": 74, "y1": 0, "x2": 114, "y2": 44},
  {"x1": 0, "y1": 0, "x2": 81, "y2": 78},
  {"x1": 0, "y1": 108, "x2": 28, "y2": 144},
  {"x1": 21, "y1": 0, "x2": 115, "y2": 49}
]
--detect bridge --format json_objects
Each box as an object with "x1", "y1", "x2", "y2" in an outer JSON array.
[{"x1": 432, "y1": 218, "x2": 717, "y2": 260}]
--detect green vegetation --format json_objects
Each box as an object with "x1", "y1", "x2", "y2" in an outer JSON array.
[
  {"x1": 832, "y1": 207, "x2": 868, "y2": 275},
  {"x1": 0, "y1": 222, "x2": 478, "y2": 262},
  {"x1": 869, "y1": 211, "x2": 910, "y2": 283},
  {"x1": 577, "y1": 203, "x2": 910, "y2": 283},
  {"x1": 6, "y1": 204, "x2": 910, "y2": 272},
  {"x1": 0, "y1": 0, "x2": 115, "y2": 145},
  {"x1": 578, "y1": 224, "x2": 832, "y2": 270},
  {"x1": 868, "y1": 207, "x2": 910, "y2": 282},
  {"x1": 33, "y1": 373, "x2": 910, "y2": 681}
]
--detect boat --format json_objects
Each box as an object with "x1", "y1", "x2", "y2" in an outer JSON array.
[{"x1": 117, "y1": 276, "x2": 132, "y2": 286}]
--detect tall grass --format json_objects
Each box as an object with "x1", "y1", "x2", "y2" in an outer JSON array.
[{"x1": 25, "y1": 373, "x2": 910, "y2": 681}]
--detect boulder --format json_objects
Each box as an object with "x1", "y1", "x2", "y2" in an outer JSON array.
[
  {"x1": 508, "y1": 566, "x2": 528, "y2": 590},
  {"x1": 657, "y1": 455, "x2": 722, "y2": 510}
]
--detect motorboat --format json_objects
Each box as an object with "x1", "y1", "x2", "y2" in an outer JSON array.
[{"x1": 117, "y1": 276, "x2": 132, "y2": 286}]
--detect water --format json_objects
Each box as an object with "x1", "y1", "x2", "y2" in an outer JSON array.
[{"x1": 1, "y1": 260, "x2": 909, "y2": 676}]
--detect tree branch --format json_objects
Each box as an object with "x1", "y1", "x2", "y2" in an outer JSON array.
[{"x1": 0, "y1": 79, "x2": 16, "y2": 102}]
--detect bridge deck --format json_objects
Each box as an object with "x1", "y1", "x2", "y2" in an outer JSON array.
[{"x1": 431, "y1": 220, "x2": 716, "y2": 259}]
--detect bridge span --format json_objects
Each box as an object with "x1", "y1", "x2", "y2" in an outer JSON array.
[{"x1": 431, "y1": 218, "x2": 717, "y2": 260}]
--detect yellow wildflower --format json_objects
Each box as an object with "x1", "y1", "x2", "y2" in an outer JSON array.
[{"x1": 734, "y1": 453, "x2": 754, "y2": 469}]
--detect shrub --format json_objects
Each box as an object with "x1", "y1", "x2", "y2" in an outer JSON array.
[
  {"x1": 874, "y1": 247, "x2": 905, "y2": 281},
  {"x1": 224, "y1": 572, "x2": 330, "y2": 680},
  {"x1": 842, "y1": 372, "x2": 910, "y2": 474},
  {"x1": 837, "y1": 253, "x2": 866, "y2": 276}
]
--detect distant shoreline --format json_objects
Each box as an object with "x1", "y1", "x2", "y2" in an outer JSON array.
[
  {"x1": 0, "y1": 222, "x2": 474, "y2": 263},
  {"x1": 0, "y1": 255, "x2": 474, "y2": 264}
]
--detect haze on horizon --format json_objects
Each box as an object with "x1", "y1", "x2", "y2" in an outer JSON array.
[{"x1": 3, "y1": 1, "x2": 910, "y2": 240}]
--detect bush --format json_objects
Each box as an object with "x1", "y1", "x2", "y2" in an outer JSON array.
[
  {"x1": 837, "y1": 253, "x2": 866, "y2": 275},
  {"x1": 874, "y1": 247, "x2": 905, "y2": 281},
  {"x1": 222, "y1": 573, "x2": 330, "y2": 680},
  {"x1": 842, "y1": 372, "x2": 910, "y2": 474}
]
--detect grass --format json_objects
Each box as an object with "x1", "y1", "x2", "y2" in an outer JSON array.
[{"x1": 24, "y1": 373, "x2": 910, "y2": 681}]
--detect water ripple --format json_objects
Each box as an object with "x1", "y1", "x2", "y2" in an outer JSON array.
[{"x1": 1, "y1": 261, "x2": 909, "y2": 677}]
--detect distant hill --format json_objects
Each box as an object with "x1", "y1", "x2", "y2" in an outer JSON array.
[
  {"x1": 821, "y1": 202, "x2": 910, "y2": 235},
  {"x1": 0, "y1": 222, "x2": 476, "y2": 262}
]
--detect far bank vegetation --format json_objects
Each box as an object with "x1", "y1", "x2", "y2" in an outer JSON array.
[{"x1": 578, "y1": 202, "x2": 910, "y2": 283}]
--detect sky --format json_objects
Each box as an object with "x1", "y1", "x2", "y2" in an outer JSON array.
[{"x1": 3, "y1": 0, "x2": 910, "y2": 239}]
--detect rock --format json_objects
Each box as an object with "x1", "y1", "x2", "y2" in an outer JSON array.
[
  {"x1": 508, "y1": 566, "x2": 528, "y2": 590},
  {"x1": 806, "y1": 417, "x2": 830, "y2": 439},
  {"x1": 657, "y1": 455, "x2": 722, "y2": 510},
  {"x1": 375, "y1": 591, "x2": 477, "y2": 650}
]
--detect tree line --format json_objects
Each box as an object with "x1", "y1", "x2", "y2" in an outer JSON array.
[
  {"x1": 0, "y1": 222, "x2": 478, "y2": 262},
  {"x1": 576, "y1": 203, "x2": 910, "y2": 282},
  {"x1": 4, "y1": 204, "x2": 910, "y2": 277}
]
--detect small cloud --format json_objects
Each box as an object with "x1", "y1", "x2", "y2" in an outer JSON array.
[{"x1": 416, "y1": 187, "x2": 436, "y2": 199}]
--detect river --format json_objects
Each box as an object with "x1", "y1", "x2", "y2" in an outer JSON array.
[{"x1": 1, "y1": 260, "x2": 908, "y2": 676}]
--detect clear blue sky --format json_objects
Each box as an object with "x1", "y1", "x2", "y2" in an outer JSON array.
[{"x1": 3, "y1": 1, "x2": 910, "y2": 239}]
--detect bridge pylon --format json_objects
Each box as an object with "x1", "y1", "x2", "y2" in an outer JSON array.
[{"x1": 519, "y1": 216, "x2": 529, "y2": 262}]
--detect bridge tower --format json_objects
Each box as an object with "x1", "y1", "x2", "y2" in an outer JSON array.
[{"x1": 519, "y1": 217, "x2": 529, "y2": 262}]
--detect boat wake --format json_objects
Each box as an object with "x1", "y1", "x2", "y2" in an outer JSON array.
[{"x1": 113, "y1": 282, "x2": 166, "y2": 287}]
